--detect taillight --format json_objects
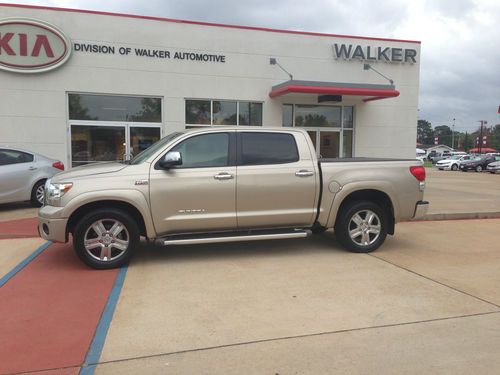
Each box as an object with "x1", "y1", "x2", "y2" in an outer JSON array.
[
  {"x1": 410, "y1": 166, "x2": 425, "y2": 181},
  {"x1": 52, "y1": 161, "x2": 64, "y2": 171}
]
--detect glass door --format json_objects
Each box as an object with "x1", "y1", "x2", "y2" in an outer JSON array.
[
  {"x1": 70, "y1": 123, "x2": 161, "y2": 167},
  {"x1": 319, "y1": 132, "x2": 340, "y2": 158},
  {"x1": 71, "y1": 125, "x2": 126, "y2": 167}
]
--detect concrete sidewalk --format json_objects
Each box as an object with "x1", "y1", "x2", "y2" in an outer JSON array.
[{"x1": 94, "y1": 219, "x2": 500, "y2": 374}]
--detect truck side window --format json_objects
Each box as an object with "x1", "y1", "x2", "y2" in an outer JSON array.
[
  {"x1": 170, "y1": 133, "x2": 229, "y2": 168},
  {"x1": 240, "y1": 132, "x2": 299, "y2": 165}
]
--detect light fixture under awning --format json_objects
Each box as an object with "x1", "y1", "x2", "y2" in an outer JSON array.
[{"x1": 269, "y1": 80, "x2": 400, "y2": 102}]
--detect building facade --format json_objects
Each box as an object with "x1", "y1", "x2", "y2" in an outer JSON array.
[{"x1": 0, "y1": 4, "x2": 421, "y2": 168}]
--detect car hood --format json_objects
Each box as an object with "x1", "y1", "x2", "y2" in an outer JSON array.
[
  {"x1": 488, "y1": 161, "x2": 500, "y2": 167},
  {"x1": 51, "y1": 162, "x2": 127, "y2": 181}
]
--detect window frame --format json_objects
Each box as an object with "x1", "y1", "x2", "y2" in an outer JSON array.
[{"x1": 185, "y1": 99, "x2": 263, "y2": 127}]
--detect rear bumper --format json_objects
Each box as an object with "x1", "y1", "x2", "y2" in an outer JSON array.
[
  {"x1": 38, "y1": 205, "x2": 68, "y2": 243},
  {"x1": 412, "y1": 200, "x2": 429, "y2": 220}
]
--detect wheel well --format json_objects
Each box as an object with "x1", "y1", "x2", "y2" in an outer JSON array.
[
  {"x1": 66, "y1": 200, "x2": 147, "y2": 239},
  {"x1": 336, "y1": 189, "x2": 395, "y2": 235},
  {"x1": 32, "y1": 178, "x2": 47, "y2": 192}
]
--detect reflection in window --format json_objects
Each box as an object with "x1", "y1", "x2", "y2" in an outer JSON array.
[
  {"x1": 343, "y1": 130, "x2": 353, "y2": 158},
  {"x1": 170, "y1": 133, "x2": 229, "y2": 168},
  {"x1": 186, "y1": 100, "x2": 211, "y2": 125},
  {"x1": 185, "y1": 99, "x2": 262, "y2": 126},
  {"x1": 239, "y1": 102, "x2": 263, "y2": 126},
  {"x1": 343, "y1": 106, "x2": 354, "y2": 128},
  {"x1": 282, "y1": 104, "x2": 293, "y2": 127},
  {"x1": 213, "y1": 101, "x2": 237, "y2": 125},
  {"x1": 69, "y1": 94, "x2": 161, "y2": 122},
  {"x1": 0, "y1": 149, "x2": 33, "y2": 165},
  {"x1": 295, "y1": 105, "x2": 341, "y2": 127},
  {"x1": 71, "y1": 125, "x2": 125, "y2": 167}
]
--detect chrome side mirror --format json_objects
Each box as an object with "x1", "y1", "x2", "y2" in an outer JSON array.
[{"x1": 159, "y1": 151, "x2": 182, "y2": 169}]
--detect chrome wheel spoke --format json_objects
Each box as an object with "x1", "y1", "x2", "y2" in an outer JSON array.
[
  {"x1": 361, "y1": 231, "x2": 370, "y2": 245},
  {"x1": 92, "y1": 221, "x2": 106, "y2": 237},
  {"x1": 112, "y1": 238, "x2": 128, "y2": 251},
  {"x1": 352, "y1": 214, "x2": 364, "y2": 226},
  {"x1": 100, "y1": 246, "x2": 112, "y2": 260},
  {"x1": 366, "y1": 212, "x2": 376, "y2": 225},
  {"x1": 84, "y1": 238, "x2": 101, "y2": 251},
  {"x1": 349, "y1": 228, "x2": 363, "y2": 239},
  {"x1": 110, "y1": 222, "x2": 124, "y2": 237},
  {"x1": 368, "y1": 224, "x2": 381, "y2": 234}
]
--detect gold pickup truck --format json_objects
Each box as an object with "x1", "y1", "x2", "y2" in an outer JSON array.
[{"x1": 39, "y1": 127, "x2": 428, "y2": 269}]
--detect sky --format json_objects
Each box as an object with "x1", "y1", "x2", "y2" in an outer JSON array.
[{"x1": 5, "y1": 0, "x2": 500, "y2": 132}]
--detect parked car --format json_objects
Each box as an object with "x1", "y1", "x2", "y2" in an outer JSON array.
[
  {"x1": 0, "y1": 147, "x2": 64, "y2": 206},
  {"x1": 39, "y1": 127, "x2": 428, "y2": 269},
  {"x1": 435, "y1": 154, "x2": 472, "y2": 171},
  {"x1": 486, "y1": 160, "x2": 500, "y2": 174},
  {"x1": 459, "y1": 155, "x2": 498, "y2": 172},
  {"x1": 430, "y1": 151, "x2": 452, "y2": 164}
]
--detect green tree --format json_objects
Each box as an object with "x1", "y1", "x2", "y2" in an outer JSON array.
[
  {"x1": 434, "y1": 125, "x2": 452, "y2": 147},
  {"x1": 417, "y1": 120, "x2": 433, "y2": 145}
]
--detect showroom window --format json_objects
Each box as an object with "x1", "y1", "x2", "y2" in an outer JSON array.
[
  {"x1": 186, "y1": 99, "x2": 262, "y2": 126},
  {"x1": 68, "y1": 93, "x2": 163, "y2": 167},
  {"x1": 282, "y1": 104, "x2": 354, "y2": 158}
]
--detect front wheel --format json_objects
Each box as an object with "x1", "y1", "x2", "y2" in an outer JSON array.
[
  {"x1": 73, "y1": 208, "x2": 139, "y2": 269},
  {"x1": 476, "y1": 165, "x2": 483, "y2": 172},
  {"x1": 451, "y1": 164, "x2": 458, "y2": 171},
  {"x1": 334, "y1": 201, "x2": 388, "y2": 253}
]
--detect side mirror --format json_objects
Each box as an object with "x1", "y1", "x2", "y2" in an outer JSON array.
[{"x1": 159, "y1": 151, "x2": 182, "y2": 169}]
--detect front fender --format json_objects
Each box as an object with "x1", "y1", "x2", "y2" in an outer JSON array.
[{"x1": 62, "y1": 189, "x2": 156, "y2": 238}]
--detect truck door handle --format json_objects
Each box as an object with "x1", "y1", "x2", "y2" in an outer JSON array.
[
  {"x1": 214, "y1": 172, "x2": 234, "y2": 180},
  {"x1": 295, "y1": 170, "x2": 314, "y2": 177}
]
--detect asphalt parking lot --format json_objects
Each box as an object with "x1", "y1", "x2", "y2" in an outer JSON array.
[{"x1": 0, "y1": 170, "x2": 499, "y2": 374}]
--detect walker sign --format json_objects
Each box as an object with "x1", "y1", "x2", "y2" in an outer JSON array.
[{"x1": 0, "y1": 18, "x2": 71, "y2": 73}]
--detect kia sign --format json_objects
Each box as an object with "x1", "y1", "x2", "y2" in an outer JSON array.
[{"x1": 0, "y1": 18, "x2": 71, "y2": 73}]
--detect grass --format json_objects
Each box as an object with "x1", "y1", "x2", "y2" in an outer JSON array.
[{"x1": 424, "y1": 160, "x2": 433, "y2": 168}]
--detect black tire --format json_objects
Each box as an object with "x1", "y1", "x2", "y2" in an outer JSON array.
[
  {"x1": 73, "y1": 208, "x2": 139, "y2": 269},
  {"x1": 30, "y1": 180, "x2": 46, "y2": 207},
  {"x1": 334, "y1": 200, "x2": 388, "y2": 253},
  {"x1": 451, "y1": 164, "x2": 458, "y2": 171},
  {"x1": 475, "y1": 165, "x2": 483, "y2": 172}
]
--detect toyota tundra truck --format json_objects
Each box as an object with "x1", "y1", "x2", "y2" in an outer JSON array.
[{"x1": 38, "y1": 127, "x2": 429, "y2": 269}]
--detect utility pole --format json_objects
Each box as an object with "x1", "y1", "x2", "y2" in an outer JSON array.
[
  {"x1": 451, "y1": 118, "x2": 455, "y2": 149},
  {"x1": 478, "y1": 120, "x2": 487, "y2": 154}
]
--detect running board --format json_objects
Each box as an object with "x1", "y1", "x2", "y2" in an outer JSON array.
[{"x1": 160, "y1": 229, "x2": 312, "y2": 246}]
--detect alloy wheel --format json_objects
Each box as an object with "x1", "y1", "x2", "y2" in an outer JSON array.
[
  {"x1": 348, "y1": 210, "x2": 381, "y2": 247},
  {"x1": 83, "y1": 218, "x2": 129, "y2": 262}
]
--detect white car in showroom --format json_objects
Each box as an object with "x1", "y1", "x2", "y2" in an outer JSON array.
[
  {"x1": 0, "y1": 147, "x2": 64, "y2": 206},
  {"x1": 435, "y1": 154, "x2": 473, "y2": 171}
]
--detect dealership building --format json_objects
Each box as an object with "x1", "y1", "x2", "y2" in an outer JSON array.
[{"x1": 0, "y1": 4, "x2": 420, "y2": 168}]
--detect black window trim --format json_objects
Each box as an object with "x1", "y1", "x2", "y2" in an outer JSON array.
[
  {"x1": 154, "y1": 131, "x2": 236, "y2": 170},
  {"x1": 236, "y1": 131, "x2": 300, "y2": 166}
]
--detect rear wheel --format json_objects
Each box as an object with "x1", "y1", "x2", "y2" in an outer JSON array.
[
  {"x1": 334, "y1": 200, "x2": 388, "y2": 253},
  {"x1": 30, "y1": 180, "x2": 46, "y2": 207},
  {"x1": 73, "y1": 208, "x2": 139, "y2": 269},
  {"x1": 451, "y1": 164, "x2": 458, "y2": 171},
  {"x1": 476, "y1": 165, "x2": 483, "y2": 172}
]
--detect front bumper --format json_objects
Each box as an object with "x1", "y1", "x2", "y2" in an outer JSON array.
[
  {"x1": 412, "y1": 200, "x2": 429, "y2": 220},
  {"x1": 38, "y1": 205, "x2": 68, "y2": 243}
]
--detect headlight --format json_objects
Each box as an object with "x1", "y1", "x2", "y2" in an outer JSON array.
[{"x1": 45, "y1": 180, "x2": 73, "y2": 202}]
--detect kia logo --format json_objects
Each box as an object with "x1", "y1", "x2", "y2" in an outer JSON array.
[{"x1": 0, "y1": 18, "x2": 71, "y2": 73}]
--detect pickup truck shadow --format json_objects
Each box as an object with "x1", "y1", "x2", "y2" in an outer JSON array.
[{"x1": 133, "y1": 231, "x2": 344, "y2": 264}]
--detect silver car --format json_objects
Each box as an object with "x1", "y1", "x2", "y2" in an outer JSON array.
[{"x1": 0, "y1": 147, "x2": 64, "y2": 206}]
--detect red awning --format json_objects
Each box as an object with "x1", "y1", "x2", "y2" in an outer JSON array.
[{"x1": 269, "y1": 80, "x2": 399, "y2": 102}]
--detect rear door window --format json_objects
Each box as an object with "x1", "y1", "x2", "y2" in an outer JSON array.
[
  {"x1": 0, "y1": 149, "x2": 34, "y2": 166},
  {"x1": 239, "y1": 132, "x2": 299, "y2": 166}
]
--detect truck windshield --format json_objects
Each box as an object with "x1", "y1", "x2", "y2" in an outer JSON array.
[{"x1": 129, "y1": 131, "x2": 184, "y2": 165}]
